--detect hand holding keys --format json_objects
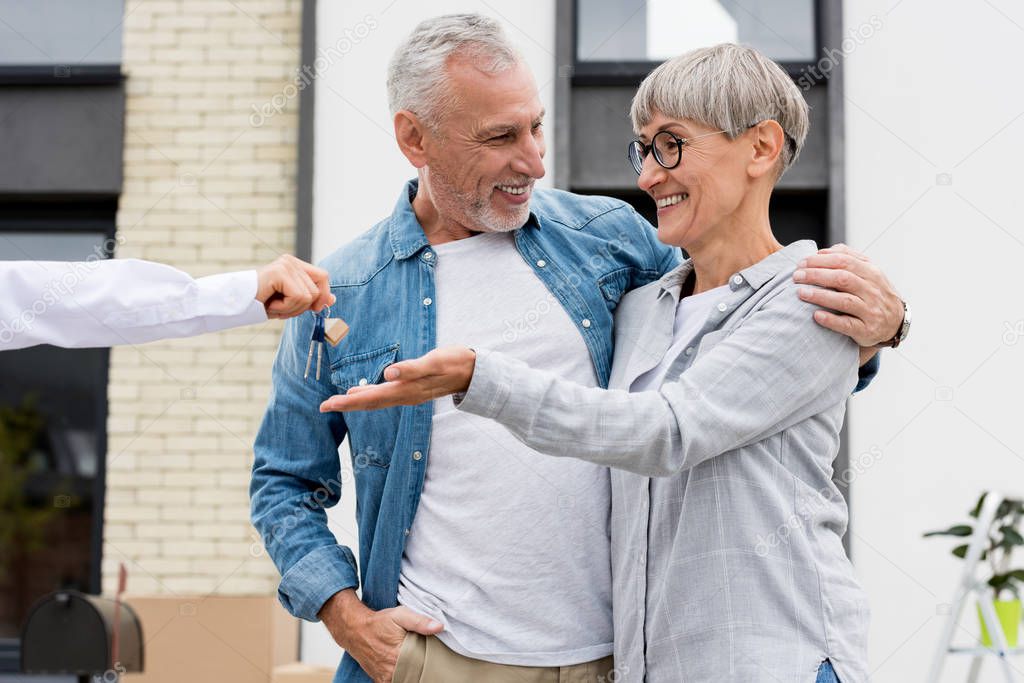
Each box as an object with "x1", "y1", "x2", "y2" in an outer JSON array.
[{"x1": 304, "y1": 308, "x2": 349, "y2": 380}]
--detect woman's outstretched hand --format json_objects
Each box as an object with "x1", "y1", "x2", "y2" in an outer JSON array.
[{"x1": 319, "y1": 346, "x2": 476, "y2": 413}]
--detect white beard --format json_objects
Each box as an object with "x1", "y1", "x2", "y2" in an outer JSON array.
[{"x1": 423, "y1": 167, "x2": 530, "y2": 233}]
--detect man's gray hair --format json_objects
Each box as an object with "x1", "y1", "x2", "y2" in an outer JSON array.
[
  {"x1": 387, "y1": 13, "x2": 521, "y2": 128},
  {"x1": 630, "y1": 43, "x2": 810, "y2": 177}
]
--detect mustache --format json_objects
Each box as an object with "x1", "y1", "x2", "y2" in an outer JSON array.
[{"x1": 493, "y1": 177, "x2": 533, "y2": 187}]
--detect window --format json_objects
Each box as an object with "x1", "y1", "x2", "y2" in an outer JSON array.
[
  {"x1": 0, "y1": 0, "x2": 123, "y2": 65},
  {"x1": 576, "y1": 0, "x2": 817, "y2": 63},
  {"x1": 0, "y1": 205, "x2": 116, "y2": 654},
  {"x1": 0, "y1": 2, "x2": 124, "y2": 669}
]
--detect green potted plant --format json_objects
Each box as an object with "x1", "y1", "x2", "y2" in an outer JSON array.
[{"x1": 924, "y1": 492, "x2": 1024, "y2": 648}]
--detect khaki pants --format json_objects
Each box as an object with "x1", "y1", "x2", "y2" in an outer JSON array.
[{"x1": 392, "y1": 632, "x2": 616, "y2": 683}]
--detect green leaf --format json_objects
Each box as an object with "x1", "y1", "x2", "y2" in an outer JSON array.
[
  {"x1": 997, "y1": 500, "x2": 1017, "y2": 520},
  {"x1": 970, "y1": 492, "x2": 989, "y2": 519},
  {"x1": 988, "y1": 572, "x2": 1024, "y2": 599},
  {"x1": 999, "y1": 526, "x2": 1024, "y2": 547},
  {"x1": 924, "y1": 525, "x2": 974, "y2": 538},
  {"x1": 951, "y1": 545, "x2": 988, "y2": 560},
  {"x1": 989, "y1": 575, "x2": 1010, "y2": 589}
]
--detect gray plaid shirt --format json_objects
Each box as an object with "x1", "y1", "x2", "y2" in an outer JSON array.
[{"x1": 457, "y1": 241, "x2": 870, "y2": 682}]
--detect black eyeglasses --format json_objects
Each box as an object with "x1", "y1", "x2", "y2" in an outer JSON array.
[{"x1": 627, "y1": 129, "x2": 732, "y2": 175}]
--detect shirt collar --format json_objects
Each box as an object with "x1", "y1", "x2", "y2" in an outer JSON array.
[
  {"x1": 388, "y1": 179, "x2": 432, "y2": 260},
  {"x1": 389, "y1": 178, "x2": 542, "y2": 260},
  {"x1": 655, "y1": 259, "x2": 696, "y2": 302},
  {"x1": 739, "y1": 240, "x2": 816, "y2": 288},
  {"x1": 657, "y1": 239, "x2": 818, "y2": 301}
]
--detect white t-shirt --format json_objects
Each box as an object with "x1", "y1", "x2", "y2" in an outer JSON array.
[
  {"x1": 397, "y1": 231, "x2": 613, "y2": 666},
  {"x1": 631, "y1": 283, "x2": 731, "y2": 392}
]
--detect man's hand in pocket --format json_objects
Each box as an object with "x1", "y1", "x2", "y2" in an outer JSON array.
[{"x1": 318, "y1": 589, "x2": 443, "y2": 682}]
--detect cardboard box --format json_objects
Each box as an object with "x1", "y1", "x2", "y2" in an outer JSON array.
[
  {"x1": 120, "y1": 595, "x2": 299, "y2": 683},
  {"x1": 271, "y1": 662, "x2": 335, "y2": 683}
]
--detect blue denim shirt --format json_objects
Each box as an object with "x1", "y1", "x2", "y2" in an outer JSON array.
[
  {"x1": 250, "y1": 180, "x2": 880, "y2": 681},
  {"x1": 250, "y1": 180, "x2": 680, "y2": 681}
]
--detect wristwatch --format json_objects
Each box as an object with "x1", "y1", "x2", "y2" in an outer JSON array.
[{"x1": 878, "y1": 299, "x2": 911, "y2": 349}]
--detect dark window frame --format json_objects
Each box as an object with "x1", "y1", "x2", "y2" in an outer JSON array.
[{"x1": 0, "y1": 64, "x2": 123, "y2": 86}]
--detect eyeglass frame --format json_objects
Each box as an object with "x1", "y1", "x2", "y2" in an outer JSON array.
[{"x1": 628, "y1": 124, "x2": 794, "y2": 175}]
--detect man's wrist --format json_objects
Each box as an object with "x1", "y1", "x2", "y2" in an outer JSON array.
[
  {"x1": 874, "y1": 299, "x2": 911, "y2": 349},
  {"x1": 318, "y1": 588, "x2": 368, "y2": 645}
]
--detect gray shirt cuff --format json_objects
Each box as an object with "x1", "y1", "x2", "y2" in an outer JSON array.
[{"x1": 453, "y1": 348, "x2": 513, "y2": 419}]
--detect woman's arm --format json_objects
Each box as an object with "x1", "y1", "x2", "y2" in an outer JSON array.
[{"x1": 323, "y1": 287, "x2": 859, "y2": 477}]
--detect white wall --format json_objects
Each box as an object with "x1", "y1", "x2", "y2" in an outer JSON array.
[
  {"x1": 844, "y1": 0, "x2": 1024, "y2": 680},
  {"x1": 306, "y1": 0, "x2": 556, "y2": 664}
]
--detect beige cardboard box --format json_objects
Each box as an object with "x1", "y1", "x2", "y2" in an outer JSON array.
[
  {"x1": 120, "y1": 595, "x2": 298, "y2": 683},
  {"x1": 271, "y1": 662, "x2": 335, "y2": 683}
]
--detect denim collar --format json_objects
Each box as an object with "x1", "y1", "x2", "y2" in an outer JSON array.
[
  {"x1": 388, "y1": 179, "x2": 541, "y2": 260},
  {"x1": 388, "y1": 180, "x2": 432, "y2": 260}
]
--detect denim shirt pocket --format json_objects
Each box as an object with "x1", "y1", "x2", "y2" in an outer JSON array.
[
  {"x1": 329, "y1": 342, "x2": 401, "y2": 468},
  {"x1": 597, "y1": 266, "x2": 633, "y2": 311}
]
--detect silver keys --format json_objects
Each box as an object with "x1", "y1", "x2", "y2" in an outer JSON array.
[
  {"x1": 304, "y1": 313, "x2": 327, "y2": 380},
  {"x1": 303, "y1": 308, "x2": 349, "y2": 381}
]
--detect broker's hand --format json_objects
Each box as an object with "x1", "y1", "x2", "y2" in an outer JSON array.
[
  {"x1": 793, "y1": 244, "x2": 904, "y2": 364},
  {"x1": 256, "y1": 254, "x2": 335, "y2": 319},
  {"x1": 318, "y1": 589, "x2": 443, "y2": 683},
  {"x1": 319, "y1": 347, "x2": 476, "y2": 413}
]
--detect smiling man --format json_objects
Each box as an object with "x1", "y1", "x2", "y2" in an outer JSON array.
[{"x1": 250, "y1": 14, "x2": 903, "y2": 683}]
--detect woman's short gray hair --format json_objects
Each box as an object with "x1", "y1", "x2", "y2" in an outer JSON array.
[
  {"x1": 387, "y1": 13, "x2": 521, "y2": 129},
  {"x1": 630, "y1": 43, "x2": 810, "y2": 178}
]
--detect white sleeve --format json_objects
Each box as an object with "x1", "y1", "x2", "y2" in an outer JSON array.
[{"x1": 0, "y1": 259, "x2": 268, "y2": 350}]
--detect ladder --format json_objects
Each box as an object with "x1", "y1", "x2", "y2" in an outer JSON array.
[{"x1": 927, "y1": 490, "x2": 1024, "y2": 682}]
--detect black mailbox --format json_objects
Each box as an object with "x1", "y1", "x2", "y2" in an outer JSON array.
[{"x1": 21, "y1": 590, "x2": 144, "y2": 678}]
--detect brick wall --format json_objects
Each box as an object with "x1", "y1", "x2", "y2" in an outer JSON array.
[{"x1": 103, "y1": 0, "x2": 303, "y2": 596}]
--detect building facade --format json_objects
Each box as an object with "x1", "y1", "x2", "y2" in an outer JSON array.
[{"x1": 2, "y1": 1, "x2": 1021, "y2": 681}]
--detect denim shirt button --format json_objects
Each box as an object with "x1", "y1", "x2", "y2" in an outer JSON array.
[
  {"x1": 404, "y1": 528, "x2": 410, "y2": 536},
  {"x1": 423, "y1": 251, "x2": 433, "y2": 260},
  {"x1": 581, "y1": 318, "x2": 591, "y2": 329},
  {"x1": 412, "y1": 450, "x2": 423, "y2": 461},
  {"x1": 536, "y1": 259, "x2": 546, "y2": 268},
  {"x1": 358, "y1": 378, "x2": 368, "y2": 386},
  {"x1": 423, "y1": 297, "x2": 433, "y2": 306}
]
